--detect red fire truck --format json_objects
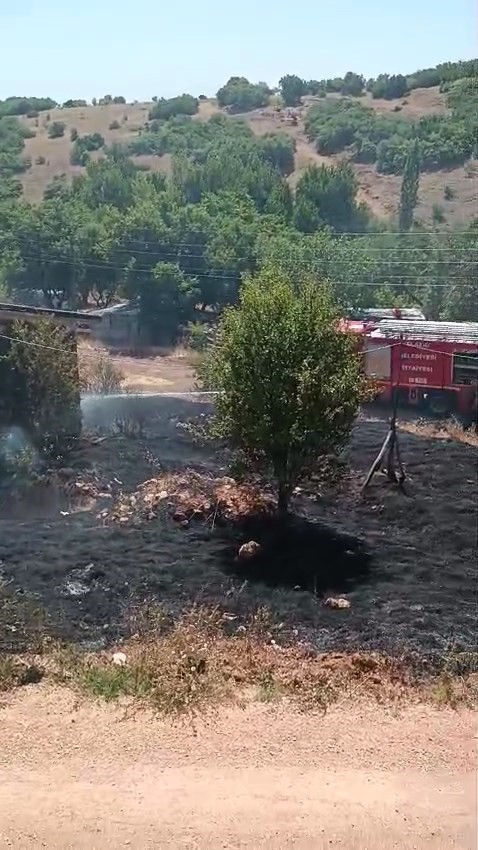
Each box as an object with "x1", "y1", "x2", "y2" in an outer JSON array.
[{"x1": 346, "y1": 317, "x2": 478, "y2": 422}]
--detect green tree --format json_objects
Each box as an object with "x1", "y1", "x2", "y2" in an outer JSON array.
[
  {"x1": 132, "y1": 262, "x2": 199, "y2": 345},
  {"x1": 399, "y1": 139, "x2": 420, "y2": 231},
  {"x1": 294, "y1": 163, "x2": 367, "y2": 233},
  {"x1": 279, "y1": 74, "x2": 306, "y2": 107},
  {"x1": 0, "y1": 319, "x2": 81, "y2": 454},
  {"x1": 216, "y1": 77, "x2": 269, "y2": 112},
  {"x1": 199, "y1": 268, "x2": 366, "y2": 513}
]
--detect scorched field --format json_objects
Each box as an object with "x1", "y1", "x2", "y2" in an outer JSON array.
[{"x1": 0, "y1": 397, "x2": 476, "y2": 663}]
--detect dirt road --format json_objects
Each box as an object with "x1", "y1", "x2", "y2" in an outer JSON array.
[{"x1": 0, "y1": 686, "x2": 474, "y2": 849}]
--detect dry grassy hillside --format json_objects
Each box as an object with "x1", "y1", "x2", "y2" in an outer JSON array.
[{"x1": 18, "y1": 87, "x2": 477, "y2": 227}]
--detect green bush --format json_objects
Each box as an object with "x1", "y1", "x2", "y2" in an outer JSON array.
[
  {"x1": 70, "y1": 132, "x2": 105, "y2": 165},
  {"x1": 149, "y1": 94, "x2": 198, "y2": 121},
  {"x1": 216, "y1": 77, "x2": 269, "y2": 112},
  {"x1": 48, "y1": 121, "x2": 66, "y2": 139}
]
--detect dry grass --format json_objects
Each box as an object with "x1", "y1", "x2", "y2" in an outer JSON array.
[
  {"x1": 78, "y1": 338, "x2": 196, "y2": 392},
  {"x1": 399, "y1": 417, "x2": 478, "y2": 447},
  {"x1": 15, "y1": 89, "x2": 476, "y2": 227},
  {"x1": 100, "y1": 468, "x2": 275, "y2": 526},
  {"x1": 1, "y1": 606, "x2": 476, "y2": 718}
]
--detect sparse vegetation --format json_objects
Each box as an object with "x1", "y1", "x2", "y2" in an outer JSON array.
[{"x1": 79, "y1": 351, "x2": 125, "y2": 395}]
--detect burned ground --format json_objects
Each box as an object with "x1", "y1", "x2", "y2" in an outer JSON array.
[{"x1": 0, "y1": 398, "x2": 476, "y2": 662}]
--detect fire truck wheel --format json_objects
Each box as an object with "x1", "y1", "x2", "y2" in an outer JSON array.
[{"x1": 426, "y1": 391, "x2": 453, "y2": 418}]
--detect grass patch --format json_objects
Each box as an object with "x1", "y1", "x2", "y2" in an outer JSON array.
[
  {"x1": 399, "y1": 418, "x2": 478, "y2": 447},
  {"x1": 1, "y1": 603, "x2": 476, "y2": 716}
]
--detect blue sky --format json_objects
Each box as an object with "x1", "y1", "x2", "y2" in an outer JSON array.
[{"x1": 0, "y1": 0, "x2": 476, "y2": 102}]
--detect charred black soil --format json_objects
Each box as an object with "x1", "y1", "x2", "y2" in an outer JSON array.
[{"x1": 0, "y1": 399, "x2": 476, "y2": 661}]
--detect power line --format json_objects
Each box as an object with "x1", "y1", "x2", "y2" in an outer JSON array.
[
  {"x1": 2, "y1": 332, "x2": 477, "y2": 363},
  {"x1": 14, "y1": 253, "x2": 478, "y2": 287}
]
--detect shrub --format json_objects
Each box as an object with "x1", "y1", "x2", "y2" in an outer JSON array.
[
  {"x1": 79, "y1": 351, "x2": 125, "y2": 395},
  {"x1": 216, "y1": 77, "x2": 269, "y2": 112},
  {"x1": 149, "y1": 94, "x2": 198, "y2": 121},
  {"x1": 0, "y1": 319, "x2": 81, "y2": 456},
  {"x1": 432, "y1": 203, "x2": 446, "y2": 223},
  {"x1": 70, "y1": 132, "x2": 105, "y2": 165},
  {"x1": 70, "y1": 127, "x2": 78, "y2": 141},
  {"x1": 48, "y1": 121, "x2": 66, "y2": 139},
  {"x1": 444, "y1": 185, "x2": 454, "y2": 200}
]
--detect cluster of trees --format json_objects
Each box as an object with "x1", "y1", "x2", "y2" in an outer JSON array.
[
  {"x1": 216, "y1": 77, "x2": 270, "y2": 112},
  {"x1": 276, "y1": 59, "x2": 477, "y2": 106},
  {"x1": 0, "y1": 128, "x2": 475, "y2": 349},
  {"x1": 0, "y1": 96, "x2": 57, "y2": 117},
  {"x1": 149, "y1": 94, "x2": 198, "y2": 121},
  {"x1": 0, "y1": 116, "x2": 35, "y2": 201},
  {"x1": 70, "y1": 132, "x2": 105, "y2": 166},
  {"x1": 0, "y1": 68, "x2": 476, "y2": 349},
  {"x1": 305, "y1": 91, "x2": 477, "y2": 174}
]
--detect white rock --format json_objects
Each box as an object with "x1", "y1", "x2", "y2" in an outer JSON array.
[
  {"x1": 238, "y1": 541, "x2": 261, "y2": 560},
  {"x1": 112, "y1": 652, "x2": 127, "y2": 666},
  {"x1": 324, "y1": 597, "x2": 351, "y2": 610}
]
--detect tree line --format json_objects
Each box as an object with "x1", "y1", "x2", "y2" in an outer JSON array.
[
  {"x1": 0, "y1": 130, "x2": 476, "y2": 346},
  {"x1": 305, "y1": 80, "x2": 477, "y2": 175}
]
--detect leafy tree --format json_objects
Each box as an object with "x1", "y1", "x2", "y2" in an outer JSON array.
[
  {"x1": 399, "y1": 139, "x2": 420, "y2": 231},
  {"x1": 70, "y1": 132, "x2": 105, "y2": 165},
  {"x1": 133, "y1": 262, "x2": 199, "y2": 345},
  {"x1": 48, "y1": 121, "x2": 66, "y2": 139},
  {"x1": 294, "y1": 163, "x2": 367, "y2": 233},
  {"x1": 0, "y1": 318, "x2": 81, "y2": 454},
  {"x1": 341, "y1": 71, "x2": 365, "y2": 96},
  {"x1": 199, "y1": 268, "x2": 366, "y2": 513},
  {"x1": 370, "y1": 74, "x2": 408, "y2": 100},
  {"x1": 279, "y1": 74, "x2": 306, "y2": 106},
  {"x1": 149, "y1": 94, "x2": 198, "y2": 121},
  {"x1": 216, "y1": 77, "x2": 269, "y2": 112},
  {"x1": 0, "y1": 96, "x2": 57, "y2": 117},
  {"x1": 62, "y1": 99, "x2": 87, "y2": 109}
]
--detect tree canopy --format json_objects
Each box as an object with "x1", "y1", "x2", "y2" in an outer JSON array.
[{"x1": 199, "y1": 268, "x2": 367, "y2": 512}]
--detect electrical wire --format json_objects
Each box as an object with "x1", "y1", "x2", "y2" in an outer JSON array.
[
  {"x1": 1, "y1": 331, "x2": 477, "y2": 364},
  {"x1": 12, "y1": 252, "x2": 478, "y2": 287}
]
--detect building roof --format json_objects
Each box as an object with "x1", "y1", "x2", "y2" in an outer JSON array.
[
  {"x1": 0, "y1": 302, "x2": 101, "y2": 322},
  {"x1": 352, "y1": 308, "x2": 426, "y2": 322},
  {"x1": 88, "y1": 301, "x2": 136, "y2": 317},
  {"x1": 370, "y1": 319, "x2": 478, "y2": 345}
]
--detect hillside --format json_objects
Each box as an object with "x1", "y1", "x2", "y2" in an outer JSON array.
[{"x1": 16, "y1": 85, "x2": 478, "y2": 227}]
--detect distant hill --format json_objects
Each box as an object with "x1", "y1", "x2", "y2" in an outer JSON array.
[{"x1": 4, "y1": 58, "x2": 478, "y2": 228}]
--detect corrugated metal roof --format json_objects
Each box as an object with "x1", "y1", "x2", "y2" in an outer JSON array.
[
  {"x1": 370, "y1": 319, "x2": 478, "y2": 344},
  {"x1": 352, "y1": 308, "x2": 426, "y2": 321}
]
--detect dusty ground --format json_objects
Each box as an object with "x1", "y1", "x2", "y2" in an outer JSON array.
[
  {"x1": 17, "y1": 89, "x2": 476, "y2": 227},
  {"x1": 0, "y1": 686, "x2": 474, "y2": 849}
]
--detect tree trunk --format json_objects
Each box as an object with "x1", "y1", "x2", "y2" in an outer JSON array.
[{"x1": 277, "y1": 482, "x2": 290, "y2": 515}]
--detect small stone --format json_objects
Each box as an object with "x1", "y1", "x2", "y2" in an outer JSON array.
[
  {"x1": 238, "y1": 540, "x2": 261, "y2": 560},
  {"x1": 112, "y1": 652, "x2": 127, "y2": 666},
  {"x1": 324, "y1": 597, "x2": 351, "y2": 610}
]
